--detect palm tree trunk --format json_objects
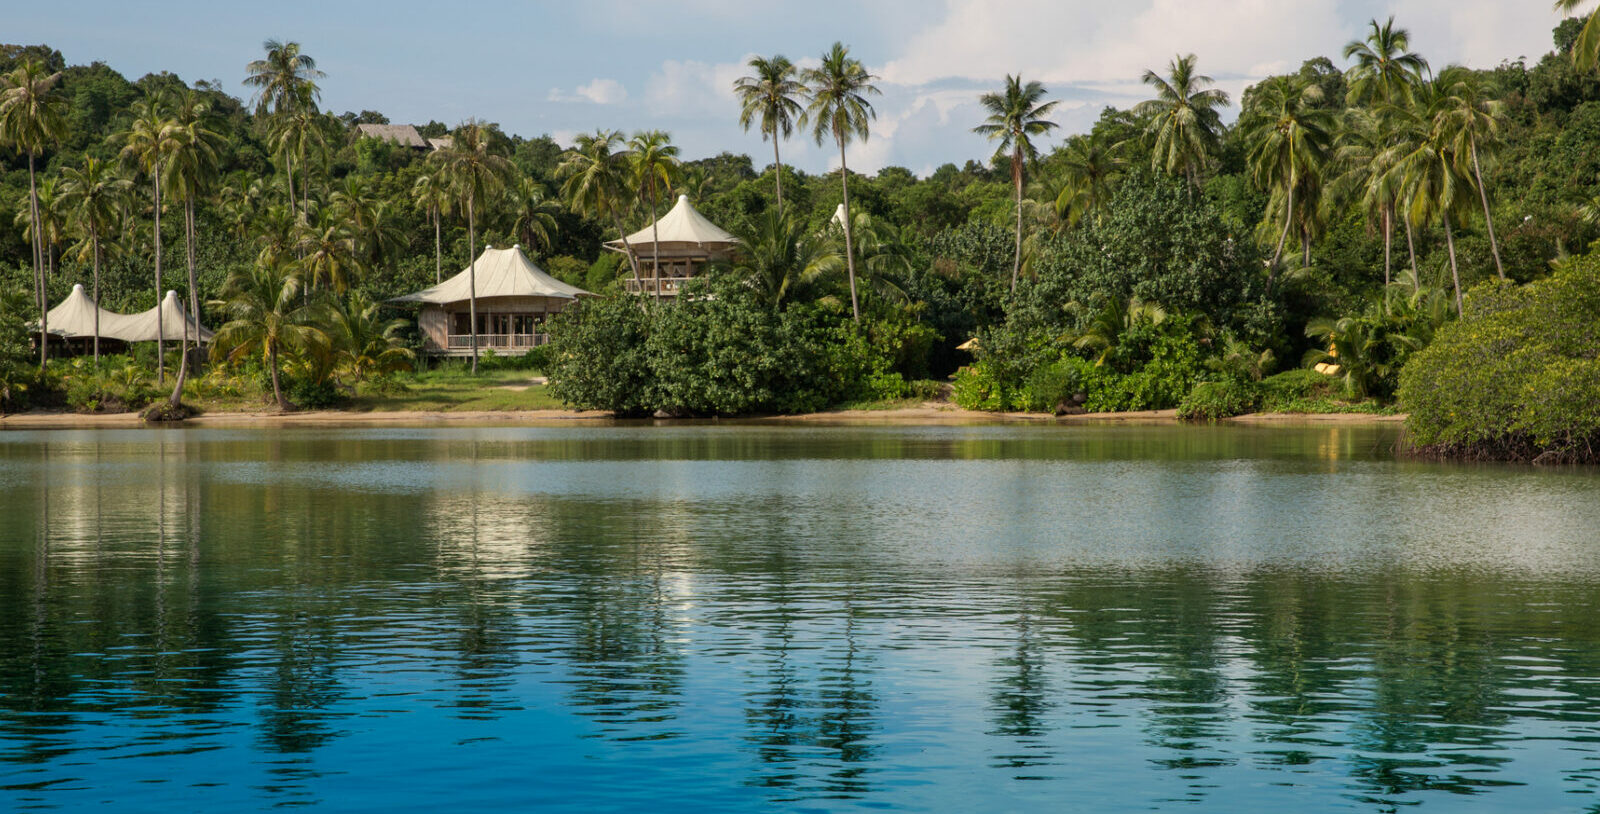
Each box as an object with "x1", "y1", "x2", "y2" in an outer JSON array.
[
  {"x1": 1269, "y1": 179, "x2": 1295, "y2": 294},
  {"x1": 28, "y1": 153, "x2": 47, "y2": 370},
  {"x1": 433, "y1": 207, "x2": 441, "y2": 283},
  {"x1": 153, "y1": 167, "x2": 165, "y2": 386},
  {"x1": 1382, "y1": 206, "x2": 1392, "y2": 314},
  {"x1": 772, "y1": 139, "x2": 785, "y2": 219},
  {"x1": 1404, "y1": 215, "x2": 1418, "y2": 278},
  {"x1": 650, "y1": 180, "x2": 662, "y2": 301},
  {"x1": 1302, "y1": 225, "x2": 1311, "y2": 268},
  {"x1": 1011, "y1": 146, "x2": 1023, "y2": 292},
  {"x1": 467, "y1": 195, "x2": 479, "y2": 375},
  {"x1": 92, "y1": 227, "x2": 101, "y2": 361},
  {"x1": 1470, "y1": 138, "x2": 1504, "y2": 280},
  {"x1": 838, "y1": 138, "x2": 860, "y2": 323},
  {"x1": 612, "y1": 211, "x2": 644, "y2": 294},
  {"x1": 1443, "y1": 210, "x2": 1464, "y2": 316},
  {"x1": 269, "y1": 345, "x2": 286, "y2": 410},
  {"x1": 285, "y1": 149, "x2": 297, "y2": 222},
  {"x1": 169, "y1": 198, "x2": 200, "y2": 409}
]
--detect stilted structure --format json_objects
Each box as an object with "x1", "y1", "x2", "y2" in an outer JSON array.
[
  {"x1": 605, "y1": 195, "x2": 739, "y2": 297},
  {"x1": 394, "y1": 244, "x2": 591, "y2": 357}
]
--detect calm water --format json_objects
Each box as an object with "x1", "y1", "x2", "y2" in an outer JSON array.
[{"x1": 1, "y1": 423, "x2": 1598, "y2": 812}]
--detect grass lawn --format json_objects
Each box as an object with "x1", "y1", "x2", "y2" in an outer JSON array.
[{"x1": 349, "y1": 368, "x2": 565, "y2": 412}]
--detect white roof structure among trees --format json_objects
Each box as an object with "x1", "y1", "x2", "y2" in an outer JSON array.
[
  {"x1": 606, "y1": 195, "x2": 739, "y2": 252},
  {"x1": 42, "y1": 284, "x2": 125, "y2": 337},
  {"x1": 394, "y1": 245, "x2": 591, "y2": 304},
  {"x1": 39, "y1": 285, "x2": 212, "y2": 343}
]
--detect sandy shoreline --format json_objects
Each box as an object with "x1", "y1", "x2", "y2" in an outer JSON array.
[{"x1": 0, "y1": 404, "x2": 1405, "y2": 430}]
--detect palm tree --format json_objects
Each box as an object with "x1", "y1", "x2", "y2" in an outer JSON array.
[
  {"x1": 1556, "y1": 1, "x2": 1600, "y2": 72},
  {"x1": 431, "y1": 120, "x2": 512, "y2": 373},
  {"x1": 326, "y1": 291, "x2": 414, "y2": 383},
  {"x1": 268, "y1": 110, "x2": 328, "y2": 219},
  {"x1": 331, "y1": 176, "x2": 404, "y2": 270},
  {"x1": 801, "y1": 42, "x2": 880, "y2": 323},
  {"x1": 1394, "y1": 86, "x2": 1471, "y2": 315},
  {"x1": 295, "y1": 205, "x2": 362, "y2": 293},
  {"x1": 1245, "y1": 75, "x2": 1335, "y2": 287},
  {"x1": 734, "y1": 209, "x2": 842, "y2": 309},
  {"x1": 210, "y1": 262, "x2": 326, "y2": 410},
  {"x1": 243, "y1": 40, "x2": 323, "y2": 117},
  {"x1": 507, "y1": 175, "x2": 560, "y2": 256},
  {"x1": 1053, "y1": 132, "x2": 1125, "y2": 229},
  {"x1": 629, "y1": 130, "x2": 681, "y2": 300},
  {"x1": 113, "y1": 95, "x2": 182, "y2": 384},
  {"x1": 558, "y1": 129, "x2": 641, "y2": 290},
  {"x1": 1343, "y1": 17, "x2": 1429, "y2": 106},
  {"x1": 974, "y1": 75, "x2": 1059, "y2": 291},
  {"x1": 162, "y1": 89, "x2": 226, "y2": 407},
  {"x1": 58, "y1": 157, "x2": 132, "y2": 360},
  {"x1": 411, "y1": 167, "x2": 453, "y2": 282},
  {"x1": 0, "y1": 58, "x2": 69, "y2": 368},
  {"x1": 734, "y1": 55, "x2": 806, "y2": 217},
  {"x1": 1332, "y1": 107, "x2": 1407, "y2": 304},
  {"x1": 1135, "y1": 54, "x2": 1230, "y2": 191},
  {"x1": 1436, "y1": 66, "x2": 1507, "y2": 279}
]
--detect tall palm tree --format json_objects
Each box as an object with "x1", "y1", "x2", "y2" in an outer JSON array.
[
  {"x1": 1555, "y1": 1, "x2": 1600, "y2": 72},
  {"x1": 1245, "y1": 75, "x2": 1335, "y2": 287},
  {"x1": 734, "y1": 209, "x2": 842, "y2": 309},
  {"x1": 411, "y1": 167, "x2": 453, "y2": 282},
  {"x1": 295, "y1": 204, "x2": 362, "y2": 293},
  {"x1": 1332, "y1": 107, "x2": 1407, "y2": 304},
  {"x1": 558, "y1": 129, "x2": 641, "y2": 290},
  {"x1": 1394, "y1": 87, "x2": 1470, "y2": 315},
  {"x1": 1135, "y1": 54, "x2": 1230, "y2": 191},
  {"x1": 1436, "y1": 66, "x2": 1507, "y2": 279},
  {"x1": 629, "y1": 130, "x2": 681, "y2": 300},
  {"x1": 974, "y1": 75, "x2": 1059, "y2": 291},
  {"x1": 58, "y1": 157, "x2": 132, "y2": 360},
  {"x1": 431, "y1": 120, "x2": 512, "y2": 373},
  {"x1": 243, "y1": 40, "x2": 323, "y2": 118},
  {"x1": 210, "y1": 262, "x2": 326, "y2": 410},
  {"x1": 801, "y1": 42, "x2": 880, "y2": 323},
  {"x1": 507, "y1": 175, "x2": 560, "y2": 256},
  {"x1": 112, "y1": 95, "x2": 182, "y2": 384},
  {"x1": 734, "y1": 55, "x2": 806, "y2": 217},
  {"x1": 163, "y1": 89, "x2": 226, "y2": 407},
  {"x1": 1053, "y1": 132, "x2": 1125, "y2": 229},
  {"x1": 268, "y1": 110, "x2": 327, "y2": 220},
  {"x1": 1343, "y1": 17, "x2": 1429, "y2": 107},
  {"x1": 0, "y1": 58, "x2": 69, "y2": 368}
]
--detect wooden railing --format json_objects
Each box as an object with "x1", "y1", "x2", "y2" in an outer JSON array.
[
  {"x1": 445, "y1": 333, "x2": 549, "y2": 350},
  {"x1": 624, "y1": 276, "x2": 694, "y2": 296}
]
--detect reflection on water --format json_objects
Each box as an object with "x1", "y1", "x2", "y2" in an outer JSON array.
[{"x1": 1, "y1": 425, "x2": 1599, "y2": 811}]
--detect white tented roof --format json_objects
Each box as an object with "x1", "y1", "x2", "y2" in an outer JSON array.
[
  {"x1": 41, "y1": 284, "x2": 124, "y2": 338},
  {"x1": 110, "y1": 290, "x2": 213, "y2": 343},
  {"x1": 606, "y1": 195, "x2": 738, "y2": 250},
  {"x1": 393, "y1": 244, "x2": 591, "y2": 304}
]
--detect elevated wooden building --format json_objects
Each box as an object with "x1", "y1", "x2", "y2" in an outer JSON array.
[
  {"x1": 605, "y1": 195, "x2": 739, "y2": 297},
  {"x1": 393, "y1": 245, "x2": 591, "y2": 356}
]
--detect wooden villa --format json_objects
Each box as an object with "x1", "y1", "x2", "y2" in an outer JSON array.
[
  {"x1": 605, "y1": 195, "x2": 739, "y2": 297},
  {"x1": 393, "y1": 245, "x2": 591, "y2": 357}
]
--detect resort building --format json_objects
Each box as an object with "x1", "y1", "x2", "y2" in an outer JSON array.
[
  {"x1": 353, "y1": 124, "x2": 452, "y2": 152},
  {"x1": 605, "y1": 195, "x2": 739, "y2": 297},
  {"x1": 38, "y1": 285, "x2": 212, "y2": 353},
  {"x1": 394, "y1": 244, "x2": 591, "y2": 357}
]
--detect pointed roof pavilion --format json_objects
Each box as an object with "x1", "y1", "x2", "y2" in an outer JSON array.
[
  {"x1": 40, "y1": 284, "x2": 126, "y2": 338},
  {"x1": 605, "y1": 195, "x2": 739, "y2": 253},
  {"x1": 109, "y1": 290, "x2": 213, "y2": 343},
  {"x1": 393, "y1": 244, "x2": 591, "y2": 304}
]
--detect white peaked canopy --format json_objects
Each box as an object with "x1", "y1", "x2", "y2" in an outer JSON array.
[
  {"x1": 111, "y1": 290, "x2": 213, "y2": 343},
  {"x1": 606, "y1": 195, "x2": 739, "y2": 250},
  {"x1": 393, "y1": 244, "x2": 591, "y2": 304},
  {"x1": 41, "y1": 284, "x2": 125, "y2": 337},
  {"x1": 832, "y1": 203, "x2": 847, "y2": 229}
]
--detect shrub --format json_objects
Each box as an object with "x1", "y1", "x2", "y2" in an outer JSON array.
[
  {"x1": 952, "y1": 361, "x2": 1009, "y2": 411},
  {"x1": 1177, "y1": 379, "x2": 1259, "y2": 421},
  {"x1": 286, "y1": 376, "x2": 344, "y2": 409},
  {"x1": 545, "y1": 294, "x2": 655, "y2": 415},
  {"x1": 1019, "y1": 356, "x2": 1087, "y2": 412}
]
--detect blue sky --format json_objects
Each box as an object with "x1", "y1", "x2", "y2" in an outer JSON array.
[{"x1": 18, "y1": 0, "x2": 1572, "y2": 176}]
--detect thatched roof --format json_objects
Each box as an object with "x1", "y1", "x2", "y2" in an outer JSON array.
[
  {"x1": 355, "y1": 123, "x2": 428, "y2": 148},
  {"x1": 392, "y1": 245, "x2": 591, "y2": 304},
  {"x1": 428, "y1": 136, "x2": 453, "y2": 151}
]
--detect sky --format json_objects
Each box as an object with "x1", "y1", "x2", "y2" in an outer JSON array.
[{"x1": 16, "y1": 0, "x2": 1575, "y2": 177}]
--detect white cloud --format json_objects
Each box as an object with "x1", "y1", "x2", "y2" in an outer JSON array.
[
  {"x1": 546, "y1": 78, "x2": 629, "y2": 105},
  {"x1": 642, "y1": 58, "x2": 749, "y2": 119}
]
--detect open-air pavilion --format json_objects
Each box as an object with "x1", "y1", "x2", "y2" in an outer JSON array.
[
  {"x1": 393, "y1": 244, "x2": 592, "y2": 357},
  {"x1": 36, "y1": 285, "x2": 212, "y2": 354},
  {"x1": 605, "y1": 195, "x2": 739, "y2": 297}
]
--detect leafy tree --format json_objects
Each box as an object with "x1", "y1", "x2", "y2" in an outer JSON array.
[
  {"x1": 57, "y1": 156, "x2": 131, "y2": 359},
  {"x1": 1436, "y1": 66, "x2": 1508, "y2": 279},
  {"x1": 733, "y1": 55, "x2": 806, "y2": 217},
  {"x1": 1135, "y1": 54, "x2": 1230, "y2": 190},
  {"x1": 558, "y1": 129, "x2": 640, "y2": 291},
  {"x1": 731, "y1": 208, "x2": 841, "y2": 308},
  {"x1": 1343, "y1": 17, "x2": 1429, "y2": 106},
  {"x1": 210, "y1": 262, "x2": 327, "y2": 410},
  {"x1": 432, "y1": 120, "x2": 513, "y2": 373},
  {"x1": 1244, "y1": 75, "x2": 1335, "y2": 285},
  {"x1": 1555, "y1": 1, "x2": 1600, "y2": 72},
  {"x1": 973, "y1": 75, "x2": 1059, "y2": 291},
  {"x1": 111, "y1": 95, "x2": 181, "y2": 383},
  {"x1": 629, "y1": 129, "x2": 681, "y2": 299},
  {"x1": 0, "y1": 58, "x2": 69, "y2": 368},
  {"x1": 801, "y1": 42, "x2": 879, "y2": 322}
]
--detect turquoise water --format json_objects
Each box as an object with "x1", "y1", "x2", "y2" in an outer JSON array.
[{"x1": 1, "y1": 424, "x2": 1598, "y2": 812}]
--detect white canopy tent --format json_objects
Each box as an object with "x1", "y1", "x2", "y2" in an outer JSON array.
[
  {"x1": 392, "y1": 245, "x2": 590, "y2": 356},
  {"x1": 393, "y1": 244, "x2": 590, "y2": 304},
  {"x1": 603, "y1": 195, "x2": 739, "y2": 296},
  {"x1": 109, "y1": 290, "x2": 213, "y2": 343},
  {"x1": 606, "y1": 195, "x2": 740, "y2": 251},
  {"x1": 40, "y1": 284, "x2": 126, "y2": 339}
]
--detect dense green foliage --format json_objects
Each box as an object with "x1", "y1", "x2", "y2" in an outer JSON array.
[{"x1": 1399, "y1": 256, "x2": 1600, "y2": 462}]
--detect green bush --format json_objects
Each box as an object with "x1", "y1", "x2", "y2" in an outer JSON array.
[
  {"x1": 545, "y1": 294, "x2": 654, "y2": 415},
  {"x1": 1259, "y1": 368, "x2": 1338, "y2": 410},
  {"x1": 1398, "y1": 255, "x2": 1600, "y2": 461},
  {"x1": 952, "y1": 361, "x2": 1009, "y2": 411},
  {"x1": 60, "y1": 356, "x2": 161, "y2": 412},
  {"x1": 287, "y1": 376, "x2": 344, "y2": 409},
  {"x1": 1019, "y1": 356, "x2": 1087, "y2": 412},
  {"x1": 1177, "y1": 379, "x2": 1259, "y2": 421}
]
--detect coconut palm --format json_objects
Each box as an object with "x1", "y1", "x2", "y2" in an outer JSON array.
[
  {"x1": 1135, "y1": 54, "x2": 1230, "y2": 191},
  {"x1": 243, "y1": 40, "x2": 323, "y2": 118},
  {"x1": 1343, "y1": 17, "x2": 1429, "y2": 107},
  {"x1": 1556, "y1": 1, "x2": 1600, "y2": 72},
  {"x1": 431, "y1": 120, "x2": 513, "y2": 373},
  {"x1": 268, "y1": 110, "x2": 328, "y2": 219},
  {"x1": 112, "y1": 95, "x2": 183, "y2": 384},
  {"x1": 411, "y1": 167, "x2": 453, "y2": 282},
  {"x1": 1393, "y1": 87, "x2": 1471, "y2": 315},
  {"x1": 294, "y1": 205, "x2": 361, "y2": 293},
  {"x1": 326, "y1": 291, "x2": 414, "y2": 383},
  {"x1": 1331, "y1": 107, "x2": 1408, "y2": 304},
  {"x1": 0, "y1": 58, "x2": 69, "y2": 368},
  {"x1": 973, "y1": 75, "x2": 1059, "y2": 292},
  {"x1": 732, "y1": 209, "x2": 841, "y2": 309},
  {"x1": 801, "y1": 42, "x2": 880, "y2": 323},
  {"x1": 58, "y1": 157, "x2": 132, "y2": 360},
  {"x1": 1436, "y1": 66, "x2": 1507, "y2": 279},
  {"x1": 629, "y1": 130, "x2": 682, "y2": 299},
  {"x1": 210, "y1": 262, "x2": 326, "y2": 410},
  {"x1": 331, "y1": 176, "x2": 403, "y2": 270},
  {"x1": 558, "y1": 129, "x2": 641, "y2": 290},
  {"x1": 507, "y1": 175, "x2": 560, "y2": 256},
  {"x1": 1053, "y1": 132, "x2": 1125, "y2": 229},
  {"x1": 162, "y1": 89, "x2": 226, "y2": 407},
  {"x1": 734, "y1": 55, "x2": 806, "y2": 217},
  {"x1": 1245, "y1": 75, "x2": 1335, "y2": 288}
]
